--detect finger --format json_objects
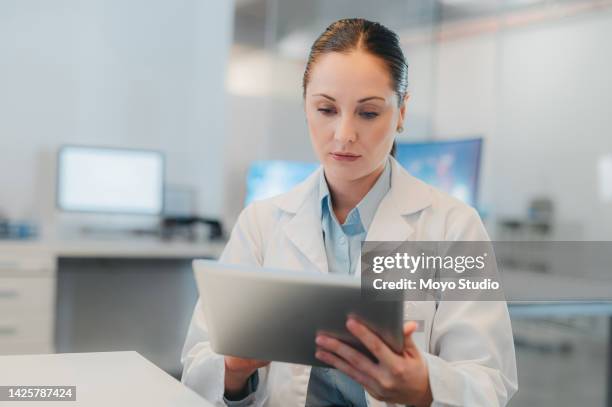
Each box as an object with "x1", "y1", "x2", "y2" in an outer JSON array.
[
  {"x1": 402, "y1": 321, "x2": 420, "y2": 356},
  {"x1": 253, "y1": 359, "x2": 271, "y2": 368},
  {"x1": 315, "y1": 335, "x2": 381, "y2": 379},
  {"x1": 346, "y1": 318, "x2": 399, "y2": 365},
  {"x1": 403, "y1": 321, "x2": 418, "y2": 336},
  {"x1": 315, "y1": 348, "x2": 380, "y2": 391},
  {"x1": 366, "y1": 388, "x2": 385, "y2": 402},
  {"x1": 236, "y1": 357, "x2": 269, "y2": 368}
]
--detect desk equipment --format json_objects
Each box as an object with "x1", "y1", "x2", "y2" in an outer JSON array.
[
  {"x1": 0, "y1": 219, "x2": 38, "y2": 240},
  {"x1": 193, "y1": 259, "x2": 404, "y2": 367},
  {"x1": 161, "y1": 216, "x2": 224, "y2": 241}
]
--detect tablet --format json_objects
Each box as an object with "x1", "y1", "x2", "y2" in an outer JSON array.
[{"x1": 193, "y1": 259, "x2": 404, "y2": 367}]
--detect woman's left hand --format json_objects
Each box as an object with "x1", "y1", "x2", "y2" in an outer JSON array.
[{"x1": 315, "y1": 318, "x2": 433, "y2": 406}]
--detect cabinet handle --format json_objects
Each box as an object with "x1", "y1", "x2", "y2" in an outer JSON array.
[
  {"x1": 0, "y1": 261, "x2": 18, "y2": 271},
  {"x1": 0, "y1": 325, "x2": 17, "y2": 335},
  {"x1": 0, "y1": 290, "x2": 18, "y2": 299}
]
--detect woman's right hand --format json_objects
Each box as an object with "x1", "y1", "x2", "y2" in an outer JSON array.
[{"x1": 224, "y1": 356, "x2": 270, "y2": 398}]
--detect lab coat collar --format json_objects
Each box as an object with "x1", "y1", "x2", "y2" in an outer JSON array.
[
  {"x1": 272, "y1": 156, "x2": 432, "y2": 217},
  {"x1": 364, "y1": 156, "x2": 433, "y2": 248},
  {"x1": 270, "y1": 156, "x2": 433, "y2": 273}
]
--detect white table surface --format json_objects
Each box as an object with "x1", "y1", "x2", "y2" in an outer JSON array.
[
  {"x1": 0, "y1": 351, "x2": 211, "y2": 406},
  {"x1": 0, "y1": 239, "x2": 225, "y2": 259}
]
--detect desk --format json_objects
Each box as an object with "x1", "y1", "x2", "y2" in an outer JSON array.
[
  {"x1": 504, "y1": 267, "x2": 612, "y2": 406},
  {"x1": 0, "y1": 238, "x2": 225, "y2": 259},
  {"x1": 54, "y1": 239, "x2": 225, "y2": 259},
  {"x1": 0, "y1": 351, "x2": 212, "y2": 406},
  {"x1": 508, "y1": 301, "x2": 612, "y2": 407},
  {"x1": 0, "y1": 239, "x2": 225, "y2": 372}
]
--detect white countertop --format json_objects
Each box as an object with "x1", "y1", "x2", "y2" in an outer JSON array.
[
  {"x1": 0, "y1": 238, "x2": 225, "y2": 259},
  {"x1": 0, "y1": 351, "x2": 212, "y2": 406}
]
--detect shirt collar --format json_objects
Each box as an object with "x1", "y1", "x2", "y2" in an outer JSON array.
[{"x1": 319, "y1": 158, "x2": 392, "y2": 231}]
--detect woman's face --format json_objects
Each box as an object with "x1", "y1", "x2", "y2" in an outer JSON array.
[{"x1": 305, "y1": 50, "x2": 407, "y2": 184}]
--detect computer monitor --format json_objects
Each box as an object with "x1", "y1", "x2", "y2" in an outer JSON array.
[
  {"x1": 245, "y1": 161, "x2": 319, "y2": 206},
  {"x1": 57, "y1": 146, "x2": 164, "y2": 215},
  {"x1": 395, "y1": 138, "x2": 482, "y2": 207}
]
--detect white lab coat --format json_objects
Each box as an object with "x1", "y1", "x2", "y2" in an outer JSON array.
[{"x1": 181, "y1": 157, "x2": 518, "y2": 407}]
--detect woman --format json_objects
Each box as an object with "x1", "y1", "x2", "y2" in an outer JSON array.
[{"x1": 182, "y1": 18, "x2": 517, "y2": 407}]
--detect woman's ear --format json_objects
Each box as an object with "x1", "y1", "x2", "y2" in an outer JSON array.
[{"x1": 398, "y1": 93, "x2": 410, "y2": 128}]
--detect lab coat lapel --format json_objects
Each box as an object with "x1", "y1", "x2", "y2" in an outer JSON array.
[
  {"x1": 273, "y1": 167, "x2": 329, "y2": 274},
  {"x1": 283, "y1": 196, "x2": 329, "y2": 274},
  {"x1": 365, "y1": 194, "x2": 414, "y2": 242},
  {"x1": 362, "y1": 157, "x2": 434, "y2": 265},
  {"x1": 358, "y1": 193, "x2": 413, "y2": 279}
]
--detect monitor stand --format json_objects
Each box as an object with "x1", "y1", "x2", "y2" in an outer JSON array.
[{"x1": 55, "y1": 212, "x2": 161, "y2": 242}]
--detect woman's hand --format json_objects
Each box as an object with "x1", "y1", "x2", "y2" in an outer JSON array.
[
  {"x1": 224, "y1": 356, "x2": 270, "y2": 399},
  {"x1": 315, "y1": 319, "x2": 433, "y2": 406}
]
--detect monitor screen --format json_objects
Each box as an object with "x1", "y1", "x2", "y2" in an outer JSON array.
[
  {"x1": 395, "y1": 138, "x2": 482, "y2": 207},
  {"x1": 57, "y1": 146, "x2": 164, "y2": 215},
  {"x1": 245, "y1": 161, "x2": 319, "y2": 206}
]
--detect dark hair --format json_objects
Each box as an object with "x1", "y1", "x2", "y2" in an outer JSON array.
[{"x1": 302, "y1": 18, "x2": 408, "y2": 157}]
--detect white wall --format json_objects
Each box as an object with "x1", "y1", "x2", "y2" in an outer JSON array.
[
  {"x1": 400, "y1": 41, "x2": 437, "y2": 140},
  {"x1": 0, "y1": 0, "x2": 233, "y2": 231},
  {"x1": 433, "y1": 9, "x2": 612, "y2": 239},
  {"x1": 223, "y1": 50, "x2": 315, "y2": 226}
]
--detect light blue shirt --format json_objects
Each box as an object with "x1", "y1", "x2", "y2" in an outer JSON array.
[
  {"x1": 225, "y1": 160, "x2": 391, "y2": 407},
  {"x1": 306, "y1": 160, "x2": 391, "y2": 407}
]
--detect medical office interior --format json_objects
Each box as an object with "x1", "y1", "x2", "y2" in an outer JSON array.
[{"x1": 1, "y1": 0, "x2": 612, "y2": 405}]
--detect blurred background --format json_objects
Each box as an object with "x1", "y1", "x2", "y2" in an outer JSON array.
[{"x1": 1, "y1": 0, "x2": 612, "y2": 405}]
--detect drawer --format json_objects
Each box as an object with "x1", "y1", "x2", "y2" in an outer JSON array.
[
  {"x1": 0, "y1": 246, "x2": 55, "y2": 275},
  {"x1": 0, "y1": 277, "x2": 55, "y2": 313},
  {"x1": 0, "y1": 315, "x2": 54, "y2": 349}
]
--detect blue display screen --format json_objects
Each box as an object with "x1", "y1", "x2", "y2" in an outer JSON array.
[
  {"x1": 245, "y1": 161, "x2": 319, "y2": 206},
  {"x1": 245, "y1": 138, "x2": 482, "y2": 208},
  {"x1": 395, "y1": 138, "x2": 482, "y2": 207}
]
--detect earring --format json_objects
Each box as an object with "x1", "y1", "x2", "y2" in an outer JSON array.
[{"x1": 397, "y1": 126, "x2": 404, "y2": 133}]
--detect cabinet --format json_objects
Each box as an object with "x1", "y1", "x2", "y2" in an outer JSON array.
[{"x1": 0, "y1": 244, "x2": 55, "y2": 354}]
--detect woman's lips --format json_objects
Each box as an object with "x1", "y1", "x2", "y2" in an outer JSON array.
[{"x1": 330, "y1": 152, "x2": 361, "y2": 162}]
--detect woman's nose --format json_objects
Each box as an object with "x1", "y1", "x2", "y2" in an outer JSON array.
[{"x1": 334, "y1": 116, "x2": 357, "y2": 144}]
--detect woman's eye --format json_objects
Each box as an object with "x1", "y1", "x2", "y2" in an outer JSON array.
[
  {"x1": 360, "y1": 111, "x2": 379, "y2": 120},
  {"x1": 317, "y1": 108, "x2": 336, "y2": 116}
]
